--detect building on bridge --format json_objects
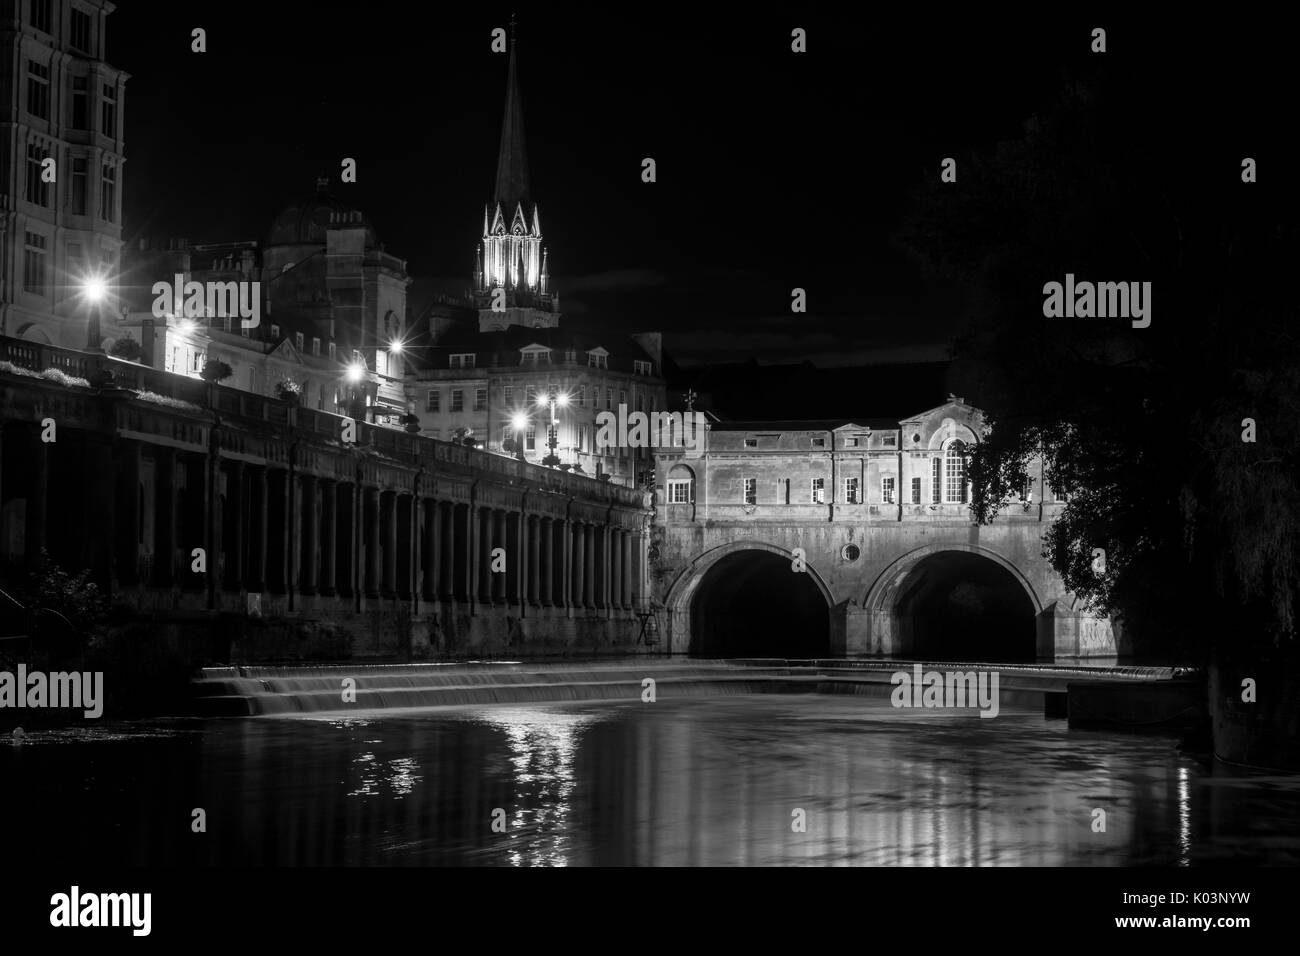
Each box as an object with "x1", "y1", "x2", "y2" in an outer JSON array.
[
  {"x1": 651, "y1": 396, "x2": 1118, "y2": 663},
  {"x1": 402, "y1": 25, "x2": 666, "y2": 485},
  {"x1": 0, "y1": 0, "x2": 127, "y2": 349}
]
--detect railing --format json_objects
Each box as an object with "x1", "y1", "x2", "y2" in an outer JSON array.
[{"x1": 0, "y1": 335, "x2": 647, "y2": 509}]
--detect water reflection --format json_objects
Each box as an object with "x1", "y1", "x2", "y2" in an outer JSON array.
[{"x1": 1, "y1": 697, "x2": 1297, "y2": 866}]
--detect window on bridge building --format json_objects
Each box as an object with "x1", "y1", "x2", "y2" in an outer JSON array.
[
  {"x1": 811, "y1": 477, "x2": 825, "y2": 504},
  {"x1": 882, "y1": 475, "x2": 895, "y2": 504},
  {"x1": 503, "y1": 385, "x2": 513, "y2": 405},
  {"x1": 450, "y1": 389, "x2": 464, "y2": 412},
  {"x1": 945, "y1": 441, "x2": 968, "y2": 503},
  {"x1": 426, "y1": 389, "x2": 440, "y2": 412},
  {"x1": 845, "y1": 476, "x2": 860, "y2": 504},
  {"x1": 912, "y1": 476, "x2": 922, "y2": 504},
  {"x1": 525, "y1": 426, "x2": 536, "y2": 451},
  {"x1": 667, "y1": 478, "x2": 693, "y2": 503},
  {"x1": 932, "y1": 458, "x2": 942, "y2": 503},
  {"x1": 743, "y1": 477, "x2": 757, "y2": 505},
  {"x1": 474, "y1": 387, "x2": 487, "y2": 411}
]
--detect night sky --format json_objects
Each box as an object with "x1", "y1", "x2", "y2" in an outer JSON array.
[{"x1": 110, "y1": 5, "x2": 1286, "y2": 369}]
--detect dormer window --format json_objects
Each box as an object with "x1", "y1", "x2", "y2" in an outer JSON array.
[
  {"x1": 588, "y1": 348, "x2": 609, "y2": 369},
  {"x1": 634, "y1": 359, "x2": 652, "y2": 376},
  {"x1": 450, "y1": 353, "x2": 476, "y2": 369},
  {"x1": 520, "y1": 345, "x2": 551, "y2": 366}
]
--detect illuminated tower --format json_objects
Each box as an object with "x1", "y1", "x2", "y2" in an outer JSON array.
[{"x1": 475, "y1": 19, "x2": 558, "y2": 332}]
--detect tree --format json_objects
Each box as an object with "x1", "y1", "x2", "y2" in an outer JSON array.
[
  {"x1": 201, "y1": 359, "x2": 233, "y2": 383},
  {"x1": 110, "y1": 337, "x2": 143, "y2": 362},
  {"x1": 897, "y1": 72, "x2": 1300, "y2": 658}
]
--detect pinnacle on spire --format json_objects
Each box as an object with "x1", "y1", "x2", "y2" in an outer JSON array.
[{"x1": 493, "y1": 19, "x2": 530, "y2": 208}]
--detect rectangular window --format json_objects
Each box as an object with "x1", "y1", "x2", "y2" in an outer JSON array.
[
  {"x1": 565, "y1": 349, "x2": 576, "y2": 363},
  {"x1": 743, "y1": 478, "x2": 757, "y2": 505},
  {"x1": 312, "y1": 337, "x2": 320, "y2": 356},
  {"x1": 503, "y1": 385, "x2": 513, "y2": 405},
  {"x1": 270, "y1": 324, "x2": 281, "y2": 340},
  {"x1": 425, "y1": 389, "x2": 440, "y2": 413},
  {"x1": 525, "y1": 385, "x2": 537, "y2": 406},
  {"x1": 882, "y1": 476, "x2": 896, "y2": 504},
  {"x1": 932, "y1": 458, "x2": 942, "y2": 504},
  {"x1": 450, "y1": 389, "x2": 464, "y2": 412},
  {"x1": 100, "y1": 83, "x2": 117, "y2": 137},
  {"x1": 68, "y1": 157, "x2": 87, "y2": 213},
  {"x1": 634, "y1": 360, "x2": 652, "y2": 376},
  {"x1": 525, "y1": 427, "x2": 536, "y2": 451},
  {"x1": 23, "y1": 231, "x2": 47, "y2": 295},
  {"x1": 882, "y1": 434, "x2": 897, "y2": 447},
  {"x1": 946, "y1": 452, "x2": 967, "y2": 503},
  {"x1": 578, "y1": 384, "x2": 586, "y2": 406},
  {"x1": 911, "y1": 476, "x2": 922, "y2": 504},
  {"x1": 845, "y1": 476, "x2": 860, "y2": 504},
  {"x1": 605, "y1": 388, "x2": 613, "y2": 410},
  {"x1": 474, "y1": 387, "x2": 487, "y2": 411},
  {"x1": 70, "y1": 9, "x2": 93, "y2": 54},
  {"x1": 588, "y1": 352, "x2": 607, "y2": 368},
  {"x1": 26, "y1": 61, "x2": 50, "y2": 120},
  {"x1": 295, "y1": 332, "x2": 304, "y2": 352},
  {"x1": 619, "y1": 389, "x2": 627, "y2": 408},
  {"x1": 71, "y1": 76, "x2": 88, "y2": 129},
  {"x1": 667, "y1": 479, "x2": 692, "y2": 504},
  {"x1": 744, "y1": 438, "x2": 758, "y2": 448},
  {"x1": 811, "y1": 437, "x2": 826, "y2": 448},
  {"x1": 450, "y1": 353, "x2": 475, "y2": 369},
  {"x1": 99, "y1": 163, "x2": 116, "y2": 221},
  {"x1": 328, "y1": 342, "x2": 336, "y2": 360},
  {"x1": 811, "y1": 477, "x2": 826, "y2": 504},
  {"x1": 845, "y1": 438, "x2": 859, "y2": 448},
  {"x1": 29, "y1": 0, "x2": 52, "y2": 33},
  {"x1": 24, "y1": 143, "x2": 49, "y2": 207}
]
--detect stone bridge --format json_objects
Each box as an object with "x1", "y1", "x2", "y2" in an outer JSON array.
[{"x1": 650, "y1": 400, "x2": 1117, "y2": 662}]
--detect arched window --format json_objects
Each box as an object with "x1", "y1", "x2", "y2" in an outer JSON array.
[
  {"x1": 945, "y1": 440, "x2": 968, "y2": 503},
  {"x1": 666, "y1": 464, "x2": 695, "y2": 504}
]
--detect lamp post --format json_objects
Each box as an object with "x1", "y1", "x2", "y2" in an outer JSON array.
[
  {"x1": 537, "y1": 388, "x2": 567, "y2": 468},
  {"x1": 82, "y1": 275, "x2": 107, "y2": 353},
  {"x1": 509, "y1": 411, "x2": 529, "y2": 462},
  {"x1": 344, "y1": 361, "x2": 368, "y2": 423}
]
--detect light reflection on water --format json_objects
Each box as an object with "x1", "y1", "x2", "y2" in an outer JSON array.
[{"x1": 2, "y1": 696, "x2": 1297, "y2": 866}]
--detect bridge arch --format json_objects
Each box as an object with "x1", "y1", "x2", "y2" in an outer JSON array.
[
  {"x1": 665, "y1": 540, "x2": 834, "y2": 657},
  {"x1": 864, "y1": 544, "x2": 1042, "y2": 662}
]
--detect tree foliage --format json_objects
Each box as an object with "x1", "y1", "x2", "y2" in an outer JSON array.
[{"x1": 898, "y1": 72, "x2": 1300, "y2": 655}]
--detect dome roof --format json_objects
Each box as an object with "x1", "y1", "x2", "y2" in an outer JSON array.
[{"x1": 265, "y1": 184, "x2": 379, "y2": 247}]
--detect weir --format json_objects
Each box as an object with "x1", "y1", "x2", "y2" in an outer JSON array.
[{"x1": 193, "y1": 658, "x2": 1201, "y2": 730}]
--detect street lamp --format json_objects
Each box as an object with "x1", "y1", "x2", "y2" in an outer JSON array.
[
  {"x1": 537, "y1": 388, "x2": 568, "y2": 468},
  {"x1": 344, "y1": 361, "x2": 368, "y2": 422},
  {"x1": 81, "y1": 274, "x2": 108, "y2": 353},
  {"x1": 510, "y1": 411, "x2": 529, "y2": 462}
]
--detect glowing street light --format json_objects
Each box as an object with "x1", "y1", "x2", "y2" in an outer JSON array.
[
  {"x1": 388, "y1": 339, "x2": 403, "y2": 355},
  {"x1": 83, "y1": 276, "x2": 107, "y2": 303},
  {"x1": 81, "y1": 273, "x2": 109, "y2": 352},
  {"x1": 345, "y1": 363, "x2": 365, "y2": 384}
]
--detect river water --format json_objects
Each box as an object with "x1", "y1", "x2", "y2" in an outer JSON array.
[{"x1": 2, "y1": 695, "x2": 1296, "y2": 866}]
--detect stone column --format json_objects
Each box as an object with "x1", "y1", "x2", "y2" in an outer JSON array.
[
  {"x1": 365, "y1": 487, "x2": 380, "y2": 597},
  {"x1": 583, "y1": 523, "x2": 595, "y2": 609},
  {"x1": 612, "y1": 528, "x2": 623, "y2": 611},
  {"x1": 152, "y1": 447, "x2": 174, "y2": 586},
  {"x1": 229, "y1": 460, "x2": 245, "y2": 592},
  {"x1": 255, "y1": 465, "x2": 269, "y2": 591},
  {"x1": 301, "y1": 475, "x2": 318, "y2": 595},
  {"x1": 477, "y1": 506, "x2": 492, "y2": 605},
  {"x1": 573, "y1": 521, "x2": 585, "y2": 608},
  {"x1": 115, "y1": 438, "x2": 142, "y2": 587},
  {"x1": 382, "y1": 490, "x2": 398, "y2": 598},
  {"x1": 622, "y1": 530, "x2": 633, "y2": 610},
  {"x1": 439, "y1": 502, "x2": 454, "y2": 600},
  {"x1": 528, "y1": 515, "x2": 541, "y2": 606},
  {"x1": 489, "y1": 509, "x2": 504, "y2": 604},
  {"x1": 539, "y1": 517, "x2": 552, "y2": 607},
  {"x1": 422, "y1": 499, "x2": 437, "y2": 601},
  {"x1": 320, "y1": 479, "x2": 337, "y2": 597}
]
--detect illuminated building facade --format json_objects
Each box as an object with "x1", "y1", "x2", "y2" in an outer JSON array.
[{"x1": 0, "y1": 0, "x2": 127, "y2": 348}]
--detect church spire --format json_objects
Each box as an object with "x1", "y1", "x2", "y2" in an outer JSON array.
[{"x1": 493, "y1": 15, "x2": 530, "y2": 208}]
